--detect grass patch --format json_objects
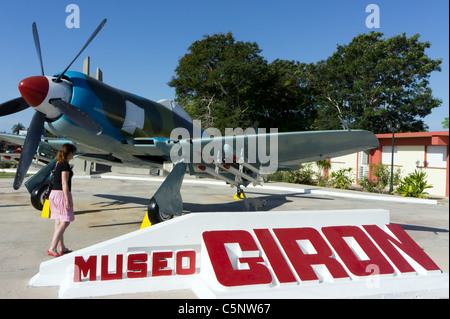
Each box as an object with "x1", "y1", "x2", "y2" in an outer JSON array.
[{"x1": 0, "y1": 172, "x2": 32, "y2": 178}]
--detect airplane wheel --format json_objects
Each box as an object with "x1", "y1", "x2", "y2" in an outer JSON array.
[
  {"x1": 30, "y1": 183, "x2": 50, "y2": 211},
  {"x1": 147, "y1": 197, "x2": 174, "y2": 225}
]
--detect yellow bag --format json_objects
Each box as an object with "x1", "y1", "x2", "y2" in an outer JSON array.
[{"x1": 41, "y1": 199, "x2": 51, "y2": 218}]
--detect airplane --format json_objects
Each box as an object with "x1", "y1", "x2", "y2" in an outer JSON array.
[{"x1": 0, "y1": 19, "x2": 379, "y2": 225}]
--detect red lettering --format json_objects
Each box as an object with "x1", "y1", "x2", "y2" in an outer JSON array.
[
  {"x1": 176, "y1": 250, "x2": 196, "y2": 275},
  {"x1": 74, "y1": 250, "x2": 198, "y2": 282},
  {"x1": 364, "y1": 225, "x2": 441, "y2": 273},
  {"x1": 74, "y1": 256, "x2": 97, "y2": 282},
  {"x1": 101, "y1": 255, "x2": 123, "y2": 281},
  {"x1": 274, "y1": 228, "x2": 349, "y2": 282},
  {"x1": 72, "y1": 224, "x2": 441, "y2": 288},
  {"x1": 202, "y1": 230, "x2": 272, "y2": 287},
  {"x1": 127, "y1": 253, "x2": 148, "y2": 278},
  {"x1": 322, "y1": 226, "x2": 394, "y2": 276},
  {"x1": 152, "y1": 251, "x2": 173, "y2": 276},
  {"x1": 254, "y1": 229, "x2": 297, "y2": 284}
]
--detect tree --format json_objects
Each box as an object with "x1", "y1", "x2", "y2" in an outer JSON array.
[
  {"x1": 442, "y1": 117, "x2": 449, "y2": 129},
  {"x1": 298, "y1": 32, "x2": 442, "y2": 133},
  {"x1": 256, "y1": 59, "x2": 317, "y2": 132},
  {"x1": 11, "y1": 123, "x2": 25, "y2": 135},
  {"x1": 169, "y1": 33, "x2": 315, "y2": 133},
  {"x1": 169, "y1": 33, "x2": 265, "y2": 131}
]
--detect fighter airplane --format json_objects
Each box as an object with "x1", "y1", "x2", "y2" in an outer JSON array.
[{"x1": 0, "y1": 20, "x2": 379, "y2": 225}]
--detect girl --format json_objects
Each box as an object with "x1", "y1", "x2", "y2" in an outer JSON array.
[{"x1": 47, "y1": 143, "x2": 77, "y2": 257}]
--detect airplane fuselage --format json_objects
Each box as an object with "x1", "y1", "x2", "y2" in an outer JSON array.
[{"x1": 45, "y1": 71, "x2": 194, "y2": 167}]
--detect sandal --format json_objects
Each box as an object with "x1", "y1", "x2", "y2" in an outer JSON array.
[
  {"x1": 60, "y1": 248, "x2": 72, "y2": 255},
  {"x1": 47, "y1": 250, "x2": 61, "y2": 258}
]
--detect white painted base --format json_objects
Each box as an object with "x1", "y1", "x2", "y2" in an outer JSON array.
[{"x1": 28, "y1": 210, "x2": 448, "y2": 299}]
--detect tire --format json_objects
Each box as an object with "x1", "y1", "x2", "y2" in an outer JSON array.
[
  {"x1": 147, "y1": 197, "x2": 174, "y2": 225},
  {"x1": 30, "y1": 184, "x2": 50, "y2": 211}
]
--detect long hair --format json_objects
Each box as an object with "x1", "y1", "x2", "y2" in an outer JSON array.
[{"x1": 56, "y1": 143, "x2": 77, "y2": 163}]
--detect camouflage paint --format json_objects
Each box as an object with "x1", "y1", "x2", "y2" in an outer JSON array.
[{"x1": 64, "y1": 71, "x2": 193, "y2": 141}]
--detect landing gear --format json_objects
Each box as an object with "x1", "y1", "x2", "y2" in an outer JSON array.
[
  {"x1": 140, "y1": 162, "x2": 186, "y2": 228},
  {"x1": 30, "y1": 183, "x2": 50, "y2": 210},
  {"x1": 25, "y1": 159, "x2": 56, "y2": 212},
  {"x1": 233, "y1": 187, "x2": 246, "y2": 200},
  {"x1": 146, "y1": 197, "x2": 174, "y2": 225}
]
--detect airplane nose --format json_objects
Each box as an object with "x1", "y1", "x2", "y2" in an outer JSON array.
[{"x1": 18, "y1": 76, "x2": 49, "y2": 107}]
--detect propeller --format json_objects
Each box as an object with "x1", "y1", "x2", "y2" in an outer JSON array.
[
  {"x1": 13, "y1": 111, "x2": 46, "y2": 190},
  {"x1": 32, "y1": 22, "x2": 45, "y2": 76},
  {"x1": 49, "y1": 98, "x2": 102, "y2": 135},
  {"x1": 0, "y1": 98, "x2": 29, "y2": 116},
  {"x1": 3, "y1": 19, "x2": 107, "y2": 189},
  {"x1": 55, "y1": 18, "x2": 107, "y2": 83},
  {"x1": 0, "y1": 21, "x2": 45, "y2": 117}
]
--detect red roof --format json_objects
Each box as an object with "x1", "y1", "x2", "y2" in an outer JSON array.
[{"x1": 376, "y1": 131, "x2": 449, "y2": 139}]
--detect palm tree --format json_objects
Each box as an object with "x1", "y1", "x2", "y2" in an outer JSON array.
[{"x1": 11, "y1": 123, "x2": 25, "y2": 135}]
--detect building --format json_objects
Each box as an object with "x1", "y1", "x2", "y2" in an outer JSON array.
[{"x1": 329, "y1": 131, "x2": 449, "y2": 197}]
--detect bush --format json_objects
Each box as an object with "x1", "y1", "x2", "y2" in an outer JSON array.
[
  {"x1": 360, "y1": 163, "x2": 401, "y2": 193},
  {"x1": 359, "y1": 177, "x2": 378, "y2": 193},
  {"x1": 286, "y1": 164, "x2": 315, "y2": 185},
  {"x1": 267, "y1": 171, "x2": 291, "y2": 183},
  {"x1": 267, "y1": 163, "x2": 318, "y2": 186},
  {"x1": 0, "y1": 161, "x2": 17, "y2": 169},
  {"x1": 315, "y1": 160, "x2": 331, "y2": 187},
  {"x1": 330, "y1": 168, "x2": 354, "y2": 189},
  {"x1": 393, "y1": 170, "x2": 433, "y2": 198}
]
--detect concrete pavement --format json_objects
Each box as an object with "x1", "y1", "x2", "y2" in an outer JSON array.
[{"x1": 0, "y1": 173, "x2": 448, "y2": 298}]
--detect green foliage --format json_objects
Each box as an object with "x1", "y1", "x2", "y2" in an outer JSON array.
[
  {"x1": 170, "y1": 32, "x2": 442, "y2": 134},
  {"x1": 169, "y1": 33, "x2": 317, "y2": 132},
  {"x1": 286, "y1": 164, "x2": 315, "y2": 185},
  {"x1": 314, "y1": 160, "x2": 331, "y2": 186},
  {"x1": 0, "y1": 172, "x2": 17, "y2": 178},
  {"x1": 393, "y1": 170, "x2": 433, "y2": 198},
  {"x1": 443, "y1": 117, "x2": 449, "y2": 129},
  {"x1": 315, "y1": 160, "x2": 331, "y2": 172},
  {"x1": 169, "y1": 33, "x2": 263, "y2": 130},
  {"x1": 0, "y1": 162, "x2": 17, "y2": 169},
  {"x1": 297, "y1": 32, "x2": 442, "y2": 133},
  {"x1": 329, "y1": 168, "x2": 354, "y2": 189},
  {"x1": 267, "y1": 163, "x2": 324, "y2": 186},
  {"x1": 11, "y1": 123, "x2": 25, "y2": 135},
  {"x1": 358, "y1": 177, "x2": 378, "y2": 193},
  {"x1": 360, "y1": 163, "x2": 402, "y2": 193},
  {"x1": 267, "y1": 171, "x2": 291, "y2": 183}
]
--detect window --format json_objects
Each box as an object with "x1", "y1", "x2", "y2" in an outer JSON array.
[
  {"x1": 426, "y1": 146, "x2": 447, "y2": 168},
  {"x1": 359, "y1": 151, "x2": 369, "y2": 165},
  {"x1": 358, "y1": 151, "x2": 370, "y2": 180},
  {"x1": 382, "y1": 146, "x2": 398, "y2": 165}
]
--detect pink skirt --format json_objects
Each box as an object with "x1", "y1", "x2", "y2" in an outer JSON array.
[{"x1": 49, "y1": 190, "x2": 75, "y2": 222}]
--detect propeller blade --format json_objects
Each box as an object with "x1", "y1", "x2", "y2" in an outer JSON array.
[
  {"x1": 13, "y1": 111, "x2": 46, "y2": 190},
  {"x1": 32, "y1": 22, "x2": 45, "y2": 76},
  {"x1": 0, "y1": 97, "x2": 29, "y2": 116},
  {"x1": 49, "y1": 98, "x2": 102, "y2": 135},
  {"x1": 55, "y1": 19, "x2": 107, "y2": 82}
]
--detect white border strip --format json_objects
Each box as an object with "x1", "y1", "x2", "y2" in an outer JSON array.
[{"x1": 75, "y1": 174, "x2": 438, "y2": 205}]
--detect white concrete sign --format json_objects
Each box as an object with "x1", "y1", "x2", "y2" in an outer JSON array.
[{"x1": 29, "y1": 209, "x2": 449, "y2": 299}]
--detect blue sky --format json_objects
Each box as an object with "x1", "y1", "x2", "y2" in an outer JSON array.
[{"x1": 0, "y1": 0, "x2": 448, "y2": 133}]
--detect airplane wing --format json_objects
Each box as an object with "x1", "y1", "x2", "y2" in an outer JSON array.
[
  {"x1": 264, "y1": 130, "x2": 379, "y2": 170},
  {"x1": 0, "y1": 133, "x2": 29, "y2": 146},
  {"x1": 3, "y1": 129, "x2": 378, "y2": 219},
  {"x1": 2, "y1": 128, "x2": 379, "y2": 186},
  {"x1": 174, "y1": 129, "x2": 379, "y2": 170},
  {"x1": 0, "y1": 133, "x2": 107, "y2": 163},
  {"x1": 0, "y1": 133, "x2": 172, "y2": 168},
  {"x1": 163, "y1": 129, "x2": 380, "y2": 187}
]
